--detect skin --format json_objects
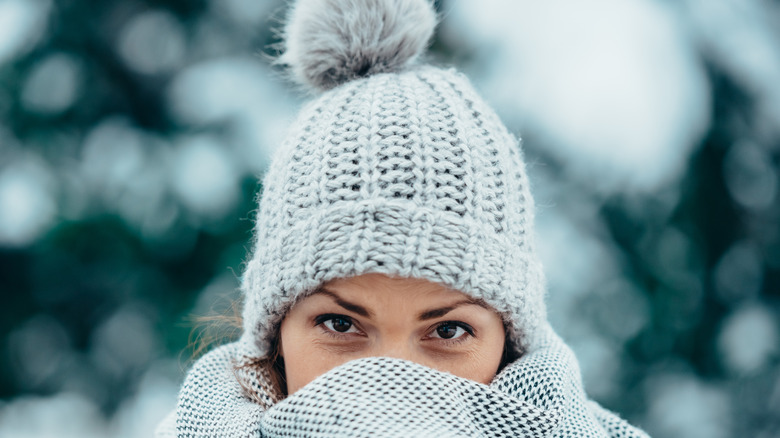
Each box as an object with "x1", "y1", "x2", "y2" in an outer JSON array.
[{"x1": 279, "y1": 273, "x2": 506, "y2": 395}]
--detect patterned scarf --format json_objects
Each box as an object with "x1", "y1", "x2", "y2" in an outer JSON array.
[{"x1": 160, "y1": 328, "x2": 650, "y2": 437}]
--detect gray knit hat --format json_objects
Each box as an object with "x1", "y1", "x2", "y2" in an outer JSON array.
[{"x1": 239, "y1": 0, "x2": 547, "y2": 359}]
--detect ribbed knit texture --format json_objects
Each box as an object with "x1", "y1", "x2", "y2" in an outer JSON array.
[
  {"x1": 240, "y1": 66, "x2": 546, "y2": 359},
  {"x1": 164, "y1": 325, "x2": 649, "y2": 437}
]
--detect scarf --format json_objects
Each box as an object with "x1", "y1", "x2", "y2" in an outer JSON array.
[{"x1": 160, "y1": 328, "x2": 650, "y2": 437}]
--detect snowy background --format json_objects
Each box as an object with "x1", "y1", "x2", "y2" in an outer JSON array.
[{"x1": 1, "y1": 0, "x2": 779, "y2": 436}]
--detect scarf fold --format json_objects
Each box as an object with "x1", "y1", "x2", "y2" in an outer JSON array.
[{"x1": 168, "y1": 331, "x2": 649, "y2": 437}]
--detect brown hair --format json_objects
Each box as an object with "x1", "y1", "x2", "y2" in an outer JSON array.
[
  {"x1": 189, "y1": 300, "x2": 289, "y2": 402},
  {"x1": 235, "y1": 324, "x2": 288, "y2": 401}
]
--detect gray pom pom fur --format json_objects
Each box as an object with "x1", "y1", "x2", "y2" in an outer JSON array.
[{"x1": 278, "y1": 0, "x2": 437, "y2": 91}]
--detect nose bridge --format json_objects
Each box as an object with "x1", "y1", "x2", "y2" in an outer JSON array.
[{"x1": 374, "y1": 333, "x2": 416, "y2": 361}]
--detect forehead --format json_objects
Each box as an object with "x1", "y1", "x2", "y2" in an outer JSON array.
[{"x1": 316, "y1": 273, "x2": 492, "y2": 313}]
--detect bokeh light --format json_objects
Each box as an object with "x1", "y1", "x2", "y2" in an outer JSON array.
[{"x1": 0, "y1": 0, "x2": 51, "y2": 65}]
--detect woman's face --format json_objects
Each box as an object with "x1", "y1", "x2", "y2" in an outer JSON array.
[{"x1": 279, "y1": 273, "x2": 506, "y2": 394}]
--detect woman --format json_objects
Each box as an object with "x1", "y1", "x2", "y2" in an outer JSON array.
[{"x1": 159, "y1": 0, "x2": 650, "y2": 436}]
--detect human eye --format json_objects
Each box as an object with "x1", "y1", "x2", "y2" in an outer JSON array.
[
  {"x1": 428, "y1": 321, "x2": 474, "y2": 342},
  {"x1": 314, "y1": 314, "x2": 360, "y2": 335}
]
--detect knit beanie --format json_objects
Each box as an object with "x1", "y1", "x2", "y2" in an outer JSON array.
[{"x1": 238, "y1": 0, "x2": 547, "y2": 360}]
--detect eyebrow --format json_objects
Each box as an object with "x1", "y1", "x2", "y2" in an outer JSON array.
[
  {"x1": 417, "y1": 298, "x2": 490, "y2": 321},
  {"x1": 311, "y1": 287, "x2": 489, "y2": 321},
  {"x1": 311, "y1": 288, "x2": 373, "y2": 318}
]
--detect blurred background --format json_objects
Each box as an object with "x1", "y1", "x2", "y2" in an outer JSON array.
[{"x1": 0, "y1": 0, "x2": 778, "y2": 436}]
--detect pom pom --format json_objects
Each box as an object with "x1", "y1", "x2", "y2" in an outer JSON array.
[{"x1": 278, "y1": 0, "x2": 437, "y2": 91}]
